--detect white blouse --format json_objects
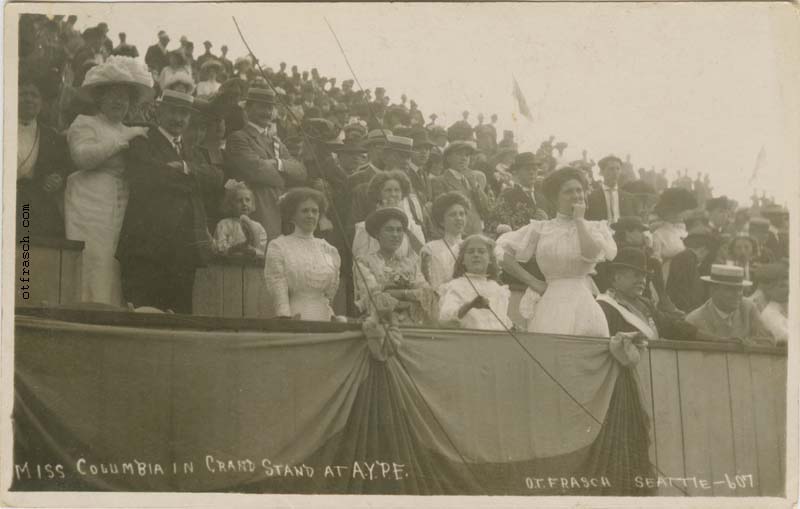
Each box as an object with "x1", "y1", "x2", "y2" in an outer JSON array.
[
  {"x1": 651, "y1": 221, "x2": 687, "y2": 261},
  {"x1": 264, "y1": 231, "x2": 341, "y2": 320},
  {"x1": 213, "y1": 216, "x2": 267, "y2": 256},
  {"x1": 420, "y1": 235, "x2": 462, "y2": 293},
  {"x1": 438, "y1": 275, "x2": 512, "y2": 330}
]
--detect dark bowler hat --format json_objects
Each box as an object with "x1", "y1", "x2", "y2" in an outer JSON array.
[
  {"x1": 701, "y1": 264, "x2": 752, "y2": 287},
  {"x1": 610, "y1": 247, "x2": 648, "y2": 273},
  {"x1": 383, "y1": 135, "x2": 414, "y2": 154},
  {"x1": 406, "y1": 127, "x2": 434, "y2": 149},
  {"x1": 509, "y1": 152, "x2": 540, "y2": 173},
  {"x1": 365, "y1": 207, "x2": 409, "y2": 238},
  {"x1": 611, "y1": 216, "x2": 648, "y2": 233},
  {"x1": 244, "y1": 87, "x2": 276, "y2": 104},
  {"x1": 157, "y1": 89, "x2": 196, "y2": 111}
]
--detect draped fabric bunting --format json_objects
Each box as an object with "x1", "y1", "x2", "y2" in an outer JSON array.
[{"x1": 13, "y1": 315, "x2": 653, "y2": 495}]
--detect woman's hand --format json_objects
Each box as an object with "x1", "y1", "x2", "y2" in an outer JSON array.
[
  {"x1": 572, "y1": 202, "x2": 586, "y2": 220},
  {"x1": 458, "y1": 295, "x2": 489, "y2": 319}
]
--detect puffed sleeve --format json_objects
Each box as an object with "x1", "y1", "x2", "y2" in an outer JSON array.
[
  {"x1": 322, "y1": 241, "x2": 342, "y2": 301},
  {"x1": 438, "y1": 279, "x2": 470, "y2": 324},
  {"x1": 351, "y1": 222, "x2": 371, "y2": 260},
  {"x1": 212, "y1": 219, "x2": 236, "y2": 255},
  {"x1": 67, "y1": 116, "x2": 127, "y2": 171},
  {"x1": 582, "y1": 220, "x2": 617, "y2": 263},
  {"x1": 241, "y1": 216, "x2": 268, "y2": 256},
  {"x1": 264, "y1": 239, "x2": 291, "y2": 317},
  {"x1": 496, "y1": 220, "x2": 545, "y2": 263}
]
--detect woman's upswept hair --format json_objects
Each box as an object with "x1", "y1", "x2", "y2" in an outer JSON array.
[
  {"x1": 367, "y1": 170, "x2": 411, "y2": 207},
  {"x1": 452, "y1": 234, "x2": 500, "y2": 281}
]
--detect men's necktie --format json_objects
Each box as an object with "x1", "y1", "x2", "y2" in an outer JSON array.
[{"x1": 173, "y1": 137, "x2": 184, "y2": 158}]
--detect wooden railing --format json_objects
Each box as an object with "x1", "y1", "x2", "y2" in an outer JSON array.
[{"x1": 15, "y1": 237, "x2": 84, "y2": 308}]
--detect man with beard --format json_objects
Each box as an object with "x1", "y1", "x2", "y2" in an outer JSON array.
[
  {"x1": 116, "y1": 91, "x2": 220, "y2": 313},
  {"x1": 225, "y1": 87, "x2": 307, "y2": 238}
]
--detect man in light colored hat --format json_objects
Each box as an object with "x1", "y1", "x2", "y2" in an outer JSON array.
[
  {"x1": 226, "y1": 86, "x2": 307, "y2": 239},
  {"x1": 117, "y1": 90, "x2": 222, "y2": 314},
  {"x1": 685, "y1": 264, "x2": 768, "y2": 342},
  {"x1": 345, "y1": 129, "x2": 391, "y2": 223}
]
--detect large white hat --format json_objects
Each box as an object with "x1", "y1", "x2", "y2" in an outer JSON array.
[{"x1": 77, "y1": 55, "x2": 154, "y2": 104}]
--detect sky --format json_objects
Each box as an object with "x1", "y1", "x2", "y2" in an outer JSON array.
[{"x1": 35, "y1": 2, "x2": 800, "y2": 206}]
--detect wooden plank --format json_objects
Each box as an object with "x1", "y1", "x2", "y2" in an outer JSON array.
[
  {"x1": 22, "y1": 246, "x2": 60, "y2": 307},
  {"x1": 192, "y1": 266, "x2": 223, "y2": 316},
  {"x1": 773, "y1": 356, "x2": 787, "y2": 488},
  {"x1": 648, "y1": 348, "x2": 686, "y2": 495},
  {"x1": 702, "y1": 353, "x2": 737, "y2": 495},
  {"x1": 675, "y1": 350, "x2": 713, "y2": 496},
  {"x1": 59, "y1": 247, "x2": 83, "y2": 305},
  {"x1": 635, "y1": 349, "x2": 656, "y2": 472},
  {"x1": 749, "y1": 354, "x2": 782, "y2": 496},
  {"x1": 221, "y1": 265, "x2": 244, "y2": 318},
  {"x1": 726, "y1": 353, "x2": 760, "y2": 496},
  {"x1": 242, "y1": 266, "x2": 271, "y2": 318}
]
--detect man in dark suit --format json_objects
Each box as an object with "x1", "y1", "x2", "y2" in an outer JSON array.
[
  {"x1": 665, "y1": 228, "x2": 718, "y2": 313},
  {"x1": 486, "y1": 152, "x2": 548, "y2": 234},
  {"x1": 144, "y1": 30, "x2": 170, "y2": 75},
  {"x1": 117, "y1": 91, "x2": 221, "y2": 313},
  {"x1": 225, "y1": 86, "x2": 307, "y2": 239},
  {"x1": 345, "y1": 129, "x2": 389, "y2": 224},
  {"x1": 586, "y1": 154, "x2": 635, "y2": 223},
  {"x1": 17, "y1": 74, "x2": 71, "y2": 239},
  {"x1": 430, "y1": 140, "x2": 489, "y2": 236}
]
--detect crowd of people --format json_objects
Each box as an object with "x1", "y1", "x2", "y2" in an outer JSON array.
[{"x1": 17, "y1": 15, "x2": 791, "y2": 345}]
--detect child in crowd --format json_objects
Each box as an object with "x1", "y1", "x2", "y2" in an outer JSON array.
[
  {"x1": 438, "y1": 235, "x2": 513, "y2": 331},
  {"x1": 213, "y1": 180, "x2": 267, "y2": 257}
]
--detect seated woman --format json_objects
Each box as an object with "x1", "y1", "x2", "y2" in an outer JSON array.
[
  {"x1": 597, "y1": 247, "x2": 724, "y2": 341},
  {"x1": 264, "y1": 188, "x2": 341, "y2": 321},
  {"x1": 420, "y1": 191, "x2": 470, "y2": 292},
  {"x1": 438, "y1": 235, "x2": 513, "y2": 331},
  {"x1": 355, "y1": 208, "x2": 431, "y2": 325},
  {"x1": 352, "y1": 170, "x2": 424, "y2": 260}
]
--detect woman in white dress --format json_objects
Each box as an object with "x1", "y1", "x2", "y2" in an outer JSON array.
[
  {"x1": 264, "y1": 187, "x2": 341, "y2": 320},
  {"x1": 420, "y1": 191, "x2": 470, "y2": 292},
  {"x1": 65, "y1": 56, "x2": 154, "y2": 305},
  {"x1": 650, "y1": 187, "x2": 697, "y2": 283},
  {"x1": 352, "y1": 170, "x2": 425, "y2": 260},
  {"x1": 498, "y1": 167, "x2": 617, "y2": 336},
  {"x1": 438, "y1": 235, "x2": 512, "y2": 331}
]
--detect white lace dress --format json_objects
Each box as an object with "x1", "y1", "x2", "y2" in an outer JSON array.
[
  {"x1": 264, "y1": 231, "x2": 341, "y2": 320},
  {"x1": 438, "y1": 275, "x2": 512, "y2": 330},
  {"x1": 65, "y1": 114, "x2": 141, "y2": 306},
  {"x1": 498, "y1": 215, "x2": 617, "y2": 336}
]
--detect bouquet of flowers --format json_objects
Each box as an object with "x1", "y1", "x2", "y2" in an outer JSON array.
[{"x1": 386, "y1": 271, "x2": 413, "y2": 290}]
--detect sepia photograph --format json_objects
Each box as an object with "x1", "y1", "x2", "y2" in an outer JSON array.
[{"x1": 2, "y1": 2, "x2": 797, "y2": 507}]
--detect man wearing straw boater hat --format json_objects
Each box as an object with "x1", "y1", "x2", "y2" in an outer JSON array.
[
  {"x1": 345, "y1": 128, "x2": 391, "y2": 223},
  {"x1": 685, "y1": 264, "x2": 768, "y2": 341},
  {"x1": 597, "y1": 247, "x2": 727, "y2": 341},
  {"x1": 117, "y1": 90, "x2": 220, "y2": 314},
  {"x1": 225, "y1": 85, "x2": 307, "y2": 239}
]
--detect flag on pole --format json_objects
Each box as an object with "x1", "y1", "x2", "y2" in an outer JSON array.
[
  {"x1": 512, "y1": 76, "x2": 533, "y2": 122},
  {"x1": 749, "y1": 146, "x2": 766, "y2": 184}
]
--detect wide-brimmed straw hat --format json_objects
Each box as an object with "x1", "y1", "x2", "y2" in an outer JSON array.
[
  {"x1": 77, "y1": 55, "x2": 154, "y2": 104},
  {"x1": 700, "y1": 264, "x2": 752, "y2": 287}
]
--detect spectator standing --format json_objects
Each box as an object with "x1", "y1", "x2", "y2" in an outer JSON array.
[
  {"x1": 17, "y1": 73, "x2": 72, "y2": 239},
  {"x1": 196, "y1": 40, "x2": 217, "y2": 69},
  {"x1": 65, "y1": 57, "x2": 153, "y2": 305},
  {"x1": 225, "y1": 87, "x2": 307, "y2": 239},
  {"x1": 650, "y1": 187, "x2": 697, "y2": 282},
  {"x1": 586, "y1": 154, "x2": 634, "y2": 223},
  {"x1": 430, "y1": 140, "x2": 489, "y2": 236},
  {"x1": 112, "y1": 32, "x2": 139, "y2": 58},
  {"x1": 145, "y1": 30, "x2": 171, "y2": 76},
  {"x1": 665, "y1": 228, "x2": 717, "y2": 313}
]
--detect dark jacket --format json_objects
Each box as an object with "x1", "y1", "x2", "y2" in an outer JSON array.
[
  {"x1": 430, "y1": 168, "x2": 489, "y2": 236},
  {"x1": 586, "y1": 185, "x2": 636, "y2": 222},
  {"x1": 16, "y1": 123, "x2": 71, "y2": 239},
  {"x1": 144, "y1": 43, "x2": 169, "y2": 74},
  {"x1": 486, "y1": 184, "x2": 548, "y2": 234},
  {"x1": 225, "y1": 124, "x2": 307, "y2": 239},
  {"x1": 666, "y1": 248, "x2": 708, "y2": 313},
  {"x1": 116, "y1": 127, "x2": 220, "y2": 268},
  {"x1": 598, "y1": 294, "x2": 697, "y2": 340}
]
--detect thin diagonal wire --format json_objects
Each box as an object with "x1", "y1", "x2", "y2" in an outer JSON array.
[{"x1": 323, "y1": 17, "x2": 688, "y2": 495}]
